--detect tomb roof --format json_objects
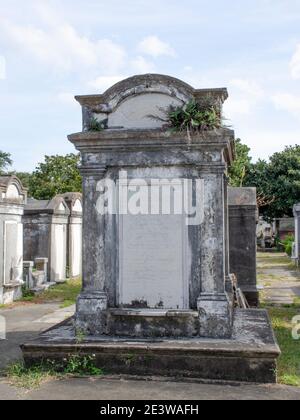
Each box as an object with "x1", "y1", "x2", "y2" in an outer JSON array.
[
  {"x1": 24, "y1": 195, "x2": 70, "y2": 216},
  {"x1": 228, "y1": 187, "x2": 257, "y2": 207},
  {"x1": 58, "y1": 192, "x2": 82, "y2": 215},
  {"x1": 0, "y1": 175, "x2": 27, "y2": 204}
]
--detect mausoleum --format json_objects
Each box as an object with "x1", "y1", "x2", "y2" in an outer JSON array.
[
  {"x1": 23, "y1": 196, "x2": 70, "y2": 283},
  {"x1": 0, "y1": 176, "x2": 27, "y2": 304},
  {"x1": 22, "y1": 75, "x2": 280, "y2": 383}
]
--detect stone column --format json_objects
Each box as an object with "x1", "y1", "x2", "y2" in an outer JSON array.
[
  {"x1": 197, "y1": 167, "x2": 233, "y2": 338},
  {"x1": 75, "y1": 164, "x2": 108, "y2": 335}
]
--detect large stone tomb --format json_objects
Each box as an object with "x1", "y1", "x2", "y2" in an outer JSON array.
[
  {"x1": 23, "y1": 196, "x2": 70, "y2": 282},
  {"x1": 21, "y1": 74, "x2": 280, "y2": 383}
]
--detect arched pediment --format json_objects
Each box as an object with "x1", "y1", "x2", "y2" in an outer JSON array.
[
  {"x1": 101, "y1": 74, "x2": 195, "y2": 111},
  {"x1": 73, "y1": 199, "x2": 82, "y2": 213},
  {"x1": 6, "y1": 183, "x2": 20, "y2": 199},
  {"x1": 0, "y1": 176, "x2": 27, "y2": 204},
  {"x1": 75, "y1": 74, "x2": 228, "y2": 131}
]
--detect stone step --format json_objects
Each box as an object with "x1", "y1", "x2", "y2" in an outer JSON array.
[
  {"x1": 107, "y1": 309, "x2": 199, "y2": 338},
  {"x1": 21, "y1": 309, "x2": 280, "y2": 384}
]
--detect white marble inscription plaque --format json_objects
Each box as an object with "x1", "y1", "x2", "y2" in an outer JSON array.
[{"x1": 119, "y1": 213, "x2": 188, "y2": 309}]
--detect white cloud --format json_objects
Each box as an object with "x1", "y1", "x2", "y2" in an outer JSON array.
[
  {"x1": 246, "y1": 130, "x2": 300, "y2": 161},
  {"x1": 183, "y1": 66, "x2": 193, "y2": 72},
  {"x1": 57, "y1": 92, "x2": 77, "y2": 107},
  {"x1": 272, "y1": 93, "x2": 300, "y2": 117},
  {"x1": 224, "y1": 79, "x2": 264, "y2": 119},
  {"x1": 0, "y1": 19, "x2": 126, "y2": 74},
  {"x1": 0, "y1": 55, "x2": 6, "y2": 79},
  {"x1": 223, "y1": 99, "x2": 251, "y2": 117},
  {"x1": 290, "y1": 43, "x2": 300, "y2": 79},
  {"x1": 137, "y1": 36, "x2": 176, "y2": 58},
  {"x1": 229, "y1": 79, "x2": 264, "y2": 99},
  {"x1": 89, "y1": 55, "x2": 155, "y2": 92},
  {"x1": 88, "y1": 75, "x2": 125, "y2": 92},
  {"x1": 130, "y1": 56, "x2": 155, "y2": 73}
]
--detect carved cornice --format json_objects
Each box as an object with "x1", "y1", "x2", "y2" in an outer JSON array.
[
  {"x1": 79, "y1": 164, "x2": 107, "y2": 178},
  {"x1": 68, "y1": 128, "x2": 235, "y2": 165}
]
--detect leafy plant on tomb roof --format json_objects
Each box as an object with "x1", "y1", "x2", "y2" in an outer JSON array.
[
  {"x1": 148, "y1": 96, "x2": 225, "y2": 134},
  {"x1": 88, "y1": 117, "x2": 108, "y2": 132}
]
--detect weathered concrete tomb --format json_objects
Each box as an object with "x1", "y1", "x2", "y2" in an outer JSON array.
[
  {"x1": 228, "y1": 187, "x2": 259, "y2": 307},
  {"x1": 0, "y1": 176, "x2": 27, "y2": 304},
  {"x1": 276, "y1": 217, "x2": 294, "y2": 241},
  {"x1": 22, "y1": 74, "x2": 280, "y2": 383},
  {"x1": 23, "y1": 196, "x2": 70, "y2": 283}
]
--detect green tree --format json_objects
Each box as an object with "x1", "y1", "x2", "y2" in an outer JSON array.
[
  {"x1": 9, "y1": 172, "x2": 32, "y2": 189},
  {"x1": 29, "y1": 154, "x2": 82, "y2": 200},
  {"x1": 228, "y1": 139, "x2": 252, "y2": 187},
  {"x1": 16, "y1": 172, "x2": 32, "y2": 189},
  {"x1": 245, "y1": 145, "x2": 300, "y2": 220},
  {"x1": 0, "y1": 151, "x2": 12, "y2": 174}
]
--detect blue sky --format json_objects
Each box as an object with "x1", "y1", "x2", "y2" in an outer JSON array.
[{"x1": 0, "y1": 0, "x2": 300, "y2": 172}]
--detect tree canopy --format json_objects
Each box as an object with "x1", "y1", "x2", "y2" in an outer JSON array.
[
  {"x1": 28, "y1": 154, "x2": 82, "y2": 200},
  {"x1": 244, "y1": 145, "x2": 300, "y2": 220},
  {"x1": 0, "y1": 151, "x2": 12, "y2": 174},
  {"x1": 228, "y1": 139, "x2": 252, "y2": 187}
]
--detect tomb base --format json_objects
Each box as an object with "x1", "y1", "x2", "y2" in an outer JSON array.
[
  {"x1": 76, "y1": 292, "x2": 108, "y2": 336},
  {"x1": 21, "y1": 309, "x2": 280, "y2": 384},
  {"x1": 108, "y1": 309, "x2": 199, "y2": 338},
  {"x1": 197, "y1": 293, "x2": 233, "y2": 339},
  {"x1": 1, "y1": 282, "x2": 23, "y2": 305}
]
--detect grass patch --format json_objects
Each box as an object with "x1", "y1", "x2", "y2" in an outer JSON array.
[
  {"x1": 19, "y1": 278, "x2": 81, "y2": 308},
  {"x1": 262, "y1": 303, "x2": 300, "y2": 387},
  {"x1": 258, "y1": 261, "x2": 292, "y2": 269},
  {"x1": 294, "y1": 297, "x2": 300, "y2": 306},
  {"x1": 259, "y1": 252, "x2": 300, "y2": 386},
  {"x1": 5, "y1": 355, "x2": 103, "y2": 390},
  {"x1": 6, "y1": 362, "x2": 57, "y2": 389},
  {"x1": 257, "y1": 273, "x2": 278, "y2": 281},
  {"x1": 269, "y1": 305, "x2": 300, "y2": 387},
  {"x1": 60, "y1": 299, "x2": 76, "y2": 309}
]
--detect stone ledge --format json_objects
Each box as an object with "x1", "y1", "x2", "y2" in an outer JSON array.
[
  {"x1": 109, "y1": 309, "x2": 199, "y2": 317},
  {"x1": 21, "y1": 309, "x2": 280, "y2": 384},
  {"x1": 106, "y1": 309, "x2": 199, "y2": 338},
  {"x1": 3, "y1": 282, "x2": 24, "y2": 289}
]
